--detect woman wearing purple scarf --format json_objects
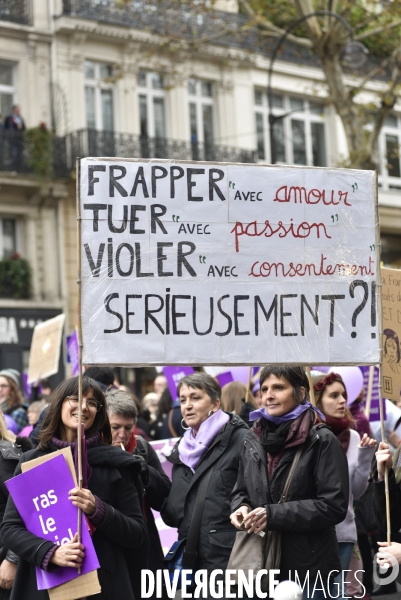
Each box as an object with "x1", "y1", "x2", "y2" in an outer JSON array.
[
  {"x1": 230, "y1": 366, "x2": 350, "y2": 600},
  {"x1": 161, "y1": 373, "x2": 248, "y2": 586}
]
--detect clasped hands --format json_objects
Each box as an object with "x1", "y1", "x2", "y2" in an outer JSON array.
[
  {"x1": 50, "y1": 487, "x2": 96, "y2": 568},
  {"x1": 230, "y1": 505, "x2": 267, "y2": 535}
]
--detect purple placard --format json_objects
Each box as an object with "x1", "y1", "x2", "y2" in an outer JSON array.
[
  {"x1": 67, "y1": 330, "x2": 80, "y2": 377},
  {"x1": 22, "y1": 373, "x2": 33, "y2": 399},
  {"x1": 360, "y1": 366, "x2": 386, "y2": 422},
  {"x1": 150, "y1": 439, "x2": 178, "y2": 552},
  {"x1": 163, "y1": 366, "x2": 194, "y2": 402},
  {"x1": 216, "y1": 371, "x2": 234, "y2": 387},
  {"x1": 6, "y1": 454, "x2": 99, "y2": 589}
]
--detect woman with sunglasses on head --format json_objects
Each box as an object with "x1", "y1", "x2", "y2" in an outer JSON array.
[
  {"x1": 0, "y1": 376, "x2": 146, "y2": 600},
  {"x1": 230, "y1": 366, "x2": 349, "y2": 600}
]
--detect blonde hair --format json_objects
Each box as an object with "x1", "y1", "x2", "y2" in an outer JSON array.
[
  {"x1": 0, "y1": 412, "x2": 16, "y2": 442},
  {"x1": 221, "y1": 381, "x2": 257, "y2": 414}
]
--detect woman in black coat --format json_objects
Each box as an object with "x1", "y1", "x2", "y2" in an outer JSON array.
[
  {"x1": 230, "y1": 366, "x2": 349, "y2": 599},
  {"x1": 1, "y1": 376, "x2": 146, "y2": 600},
  {"x1": 161, "y1": 373, "x2": 248, "y2": 576},
  {"x1": 0, "y1": 419, "x2": 32, "y2": 600}
]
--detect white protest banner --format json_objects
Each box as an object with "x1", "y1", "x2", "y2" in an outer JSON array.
[
  {"x1": 381, "y1": 267, "x2": 401, "y2": 400},
  {"x1": 78, "y1": 158, "x2": 380, "y2": 366}
]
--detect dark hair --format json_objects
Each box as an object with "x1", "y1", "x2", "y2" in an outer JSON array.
[
  {"x1": 38, "y1": 376, "x2": 112, "y2": 449},
  {"x1": 84, "y1": 367, "x2": 115, "y2": 387},
  {"x1": 157, "y1": 386, "x2": 173, "y2": 419},
  {"x1": 384, "y1": 329, "x2": 401, "y2": 363},
  {"x1": 259, "y1": 366, "x2": 309, "y2": 404},
  {"x1": 177, "y1": 373, "x2": 221, "y2": 403}
]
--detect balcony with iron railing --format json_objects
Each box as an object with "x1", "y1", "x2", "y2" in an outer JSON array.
[
  {"x1": 0, "y1": 0, "x2": 31, "y2": 26},
  {"x1": 0, "y1": 129, "x2": 256, "y2": 179}
]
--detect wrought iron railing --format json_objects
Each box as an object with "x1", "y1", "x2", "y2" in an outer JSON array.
[
  {"x1": 0, "y1": 0, "x2": 31, "y2": 25},
  {"x1": 0, "y1": 129, "x2": 256, "y2": 179},
  {"x1": 64, "y1": 129, "x2": 256, "y2": 166},
  {"x1": 61, "y1": 0, "x2": 262, "y2": 53}
]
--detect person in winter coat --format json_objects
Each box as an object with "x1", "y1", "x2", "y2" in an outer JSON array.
[
  {"x1": 230, "y1": 366, "x2": 349, "y2": 600},
  {"x1": 313, "y1": 372, "x2": 376, "y2": 597},
  {"x1": 106, "y1": 389, "x2": 171, "y2": 599},
  {"x1": 161, "y1": 373, "x2": 248, "y2": 578},
  {"x1": 1, "y1": 376, "x2": 146, "y2": 600},
  {"x1": 0, "y1": 415, "x2": 32, "y2": 599}
]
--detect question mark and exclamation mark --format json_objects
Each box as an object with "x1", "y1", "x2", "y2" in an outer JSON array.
[{"x1": 349, "y1": 281, "x2": 376, "y2": 339}]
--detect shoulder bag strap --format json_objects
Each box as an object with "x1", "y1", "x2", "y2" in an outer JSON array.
[
  {"x1": 278, "y1": 445, "x2": 303, "y2": 504},
  {"x1": 167, "y1": 409, "x2": 178, "y2": 438},
  {"x1": 182, "y1": 467, "x2": 214, "y2": 569}
]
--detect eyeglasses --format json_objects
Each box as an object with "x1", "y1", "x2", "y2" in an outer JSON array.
[{"x1": 66, "y1": 395, "x2": 102, "y2": 413}]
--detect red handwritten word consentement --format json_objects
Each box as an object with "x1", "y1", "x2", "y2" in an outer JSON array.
[
  {"x1": 231, "y1": 220, "x2": 331, "y2": 252},
  {"x1": 249, "y1": 255, "x2": 375, "y2": 278},
  {"x1": 274, "y1": 185, "x2": 351, "y2": 206}
]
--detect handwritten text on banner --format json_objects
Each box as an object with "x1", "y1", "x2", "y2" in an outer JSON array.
[{"x1": 79, "y1": 159, "x2": 380, "y2": 366}]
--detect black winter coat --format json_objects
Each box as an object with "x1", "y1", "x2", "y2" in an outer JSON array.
[
  {"x1": 161, "y1": 413, "x2": 248, "y2": 572},
  {"x1": 1, "y1": 443, "x2": 147, "y2": 600},
  {"x1": 231, "y1": 419, "x2": 349, "y2": 581}
]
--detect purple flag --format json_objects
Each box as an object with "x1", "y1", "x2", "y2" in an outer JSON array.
[
  {"x1": 5, "y1": 454, "x2": 99, "y2": 590},
  {"x1": 163, "y1": 366, "x2": 194, "y2": 402},
  {"x1": 215, "y1": 371, "x2": 234, "y2": 387},
  {"x1": 67, "y1": 330, "x2": 80, "y2": 377},
  {"x1": 360, "y1": 366, "x2": 386, "y2": 422}
]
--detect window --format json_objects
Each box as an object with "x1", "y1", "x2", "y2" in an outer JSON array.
[
  {"x1": 378, "y1": 114, "x2": 401, "y2": 190},
  {"x1": 254, "y1": 90, "x2": 327, "y2": 167},
  {"x1": 84, "y1": 61, "x2": 114, "y2": 131},
  {"x1": 0, "y1": 64, "x2": 14, "y2": 120},
  {"x1": 137, "y1": 70, "x2": 166, "y2": 139},
  {"x1": 188, "y1": 78, "x2": 215, "y2": 159},
  {"x1": 0, "y1": 218, "x2": 18, "y2": 258}
]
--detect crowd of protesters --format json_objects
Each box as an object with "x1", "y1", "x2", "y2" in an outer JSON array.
[{"x1": 0, "y1": 365, "x2": 398, "y2": 599}]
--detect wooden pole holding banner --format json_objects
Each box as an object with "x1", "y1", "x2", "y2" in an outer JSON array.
[
  {"x1": 378, "y1": 369, "x2": 392, "y2": 545},
  {"x1": 245, "y1": 366, "x2": 252, "y2": 403},
  {"x1": 364, "y1": 365, "x2": 374, "y2": 419},
  {"x1": 76, "y1": 158, "x2": 83, "y2": 573},
  {"x1": 306, "y1": 367, "x2": 316, "y2": 406}
]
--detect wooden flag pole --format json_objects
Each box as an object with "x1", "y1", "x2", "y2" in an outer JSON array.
[
  {"x1": 364, "y1": 365, "x2": 374, "y2": 419},
  {"x1": 245, "y1": 366, "x2": 252, "y2": 403},
  {"x1": 76, "y1": 158, "x2": 83, "y2": 573},
  {"x1": 378, "y1": 368, "x2": 391, "y2": 545},
  {"x1": 306, "y1": 366, "x2": 316, "y2": 406}
]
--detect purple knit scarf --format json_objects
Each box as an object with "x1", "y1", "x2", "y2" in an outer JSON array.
[
  {"x1": 51, "y1": 431, "x2": 100, "y2": 487},
  {"x1": 249, "y1": 401, "x2": 325, "y2": 425},
  {"x1": 178, "y1": 410, "x2": 230, "y2": 472}
]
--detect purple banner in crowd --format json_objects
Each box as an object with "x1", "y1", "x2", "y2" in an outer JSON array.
[
  {"x1": 216, "y1": 371, "x2": 234, "y2": 388},
  {"x1": 360, "y1": 366, "x2": 386, "y2": 422},
  {"x1": 22, "y1": 373, "x2": 32, "y2": 399},
  {"x1": 6, "y1": 454, "x2": 99, "y2": 589},
  {"x1": 163, "y1": 366, "x2": 194, "y2": 402},
  {"x1": 67, "y1": 330, "x2": 80, "y2": 376},
  {"x1": 150, "y1": 439, "x2": 178, "y2": 552}
]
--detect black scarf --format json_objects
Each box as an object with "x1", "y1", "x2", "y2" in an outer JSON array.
[{"x1": 259, "y1": 419, "x2": 293, "y2": 455}]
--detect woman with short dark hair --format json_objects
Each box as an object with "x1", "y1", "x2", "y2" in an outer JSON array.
[
  {"x1": 1, "y1": 376, "x2": 146, "y2": 600},
  {"x1": 161, "y1": 372, "x2": 248, "y2": 580},
  {"x1": 230, "y1": 366, "x2": 349, "y2": 600}
]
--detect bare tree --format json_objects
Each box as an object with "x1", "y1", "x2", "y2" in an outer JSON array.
[{"x1": 239, "y1": 0, "x2": 401, "y2": 169}]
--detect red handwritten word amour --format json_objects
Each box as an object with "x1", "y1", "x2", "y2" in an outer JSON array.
[
  {"x1": 249, "y1": 254, "x2": 375, "y2": 278},
  {"x1": 231, "y1": 220, "x2": 331, "y2": 252},
  {"x1": 274, "y1": 185, "x2": 351, "y2": 206}
]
